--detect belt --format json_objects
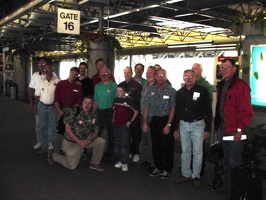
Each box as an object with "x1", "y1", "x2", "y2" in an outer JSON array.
[
  {"x1": 41, "y1": 101, "x2": 54, "y2": 106},
  {"x1": 181, "y1": 117, "x2": 203, "y2": 122},
  {"x1": 65, "y1": 138, "x2": 76, "y2": 143}
]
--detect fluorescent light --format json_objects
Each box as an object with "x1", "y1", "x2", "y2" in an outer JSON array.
[
  {"x1": 196, "y1": 47, "x2": 236, "y2": 51},
  {"x1": 166, "y1": 0, "x2": 184, "y2": 3},
  {"x1": 168, "y1": 40, "x2": 213, "y2": 48}
]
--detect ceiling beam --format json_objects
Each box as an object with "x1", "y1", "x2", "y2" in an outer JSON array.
[{"x1": 0, "y1": 0, "x2": 51, "y2": 27}]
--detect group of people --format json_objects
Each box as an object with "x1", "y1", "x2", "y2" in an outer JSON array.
[{"x1": 29, "y1": 57, "x2": 254, "y2": 194}]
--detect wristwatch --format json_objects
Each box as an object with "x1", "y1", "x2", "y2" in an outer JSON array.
[{"x1": 237, "y1": 128, "x2": 242, "y2": 132}]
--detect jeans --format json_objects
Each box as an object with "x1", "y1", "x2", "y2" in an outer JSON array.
[
  {"x1": 219, "y1": 122, "x2": 245, "y2": 190},
  {"x1": 36, "y1": 102, "x2": 59, "y2": 149},
  {"x1": 35, "y1": 114, "x2": 42, "y2": 143},
  {"x1": 149, "y1": 116, "x2": 174, "y2": 173},
  {"x1": 113, "y1": 125, "x2": 130, "y2": 164},
  {"x1": 180, "y1": 119, "x2": 205, "y2": 179},
  {"x1": 53, "y1": 138, "x2": 105, "y2": 169},
  {"x1": 97, "y1": 108, "x2": 114, "y2": 155}
]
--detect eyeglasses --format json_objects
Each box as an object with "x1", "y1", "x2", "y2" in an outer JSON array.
[
  {"x1": 183, "y1": 75, "x2": 194, "y2": 79},
  {"x1": 219, "y1": 66, "x2": 233, "y2": 71},
  {"x1": 156, "y1": 74, "x2": 165, "y2": 78},
  {"x1": 100, "y1": 72, "x2": 108, "y2": 76}
]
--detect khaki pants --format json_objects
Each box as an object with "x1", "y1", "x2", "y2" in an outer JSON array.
[{"x1": 53, "y1": 138, "x2": 105, "y2": 169}]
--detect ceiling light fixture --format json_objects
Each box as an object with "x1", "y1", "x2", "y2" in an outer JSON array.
[
  {"x1": 196, "y1": 47, "x2": 236, "y2": 51},
  {"x1": 166, "y1": 0, "x2": 185, "y2": 4},
  {"x1": 167, "y1": 40, "x2": 213, "y2": 48}
]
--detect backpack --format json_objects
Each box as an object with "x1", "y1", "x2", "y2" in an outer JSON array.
[{"x1": 56, "y1": 107, "x2": 81, "y2": 135}]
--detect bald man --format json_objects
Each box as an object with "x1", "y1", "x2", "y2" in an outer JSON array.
[
  {"x1": 191, "y1": 63, "x2": 213, "y2": 176},
  {"x1": 192, "y1": 63, "x2": 213, "y2": 102}
]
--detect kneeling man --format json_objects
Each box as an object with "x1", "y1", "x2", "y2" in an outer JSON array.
[{"x1": 48, "y1": 95, "x2": 105, "y2": 171}]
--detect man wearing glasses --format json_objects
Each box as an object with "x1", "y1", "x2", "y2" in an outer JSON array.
[
  {"x1": 174, "y1": 69, "x2": 212, "y2": 188},
  {"x1": 214, "y1": 58, "x2": 253, "y2": 193},
  {"x1": 143, "y1": 69, "x2": 176, "y2": 179},
  {"x1": 93, "y1": 66, "x2": 117, "y2": 161}
]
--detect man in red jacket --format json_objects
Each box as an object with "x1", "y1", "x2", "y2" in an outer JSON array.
[{"x1": 214, "y1": 58, "x2": 254, "y2": 193}]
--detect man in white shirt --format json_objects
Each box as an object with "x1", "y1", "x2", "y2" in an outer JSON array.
[
  {"x1": 35, "y1": 64, "x2": 61, "y2": 152},
  {"x1": 29, "y1": 58, "x2": 47, "y2": 150}
]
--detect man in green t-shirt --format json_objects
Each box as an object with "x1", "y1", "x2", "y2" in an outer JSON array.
[{"x1": 93, "y1": 67, "x2": 117, "y2": 161}]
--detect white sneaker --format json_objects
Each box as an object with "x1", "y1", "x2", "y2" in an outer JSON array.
[
  {"x1": 48, "y1": 143, "x2": 54, "y2": 150},
  {"x1": 122, "y1": 164, "x2": 128, "y2": 172},
  {"x1": 114, "y1": 162, "x2": 122, "y2": 168},
  {"x1": 132, "y1": 154, "x2": 139, "y2": 162},
  {"x1": 33, "y1": 142, "x2": 41, "y2": 149}
]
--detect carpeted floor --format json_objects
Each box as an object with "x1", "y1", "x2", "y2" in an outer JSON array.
[{"x1": 0, "y1": 95, "x2": 265, "y2": 200}]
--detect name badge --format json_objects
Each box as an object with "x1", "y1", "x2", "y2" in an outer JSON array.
[
  {"x1": 193, "y1": 92, "x2": 200, "y2": 100},
  {"x1": 163, "y1": 95, "x2": 169, "y2": 99}
]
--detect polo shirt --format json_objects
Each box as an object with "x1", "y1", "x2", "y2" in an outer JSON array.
[
  {"x1": 36, "y1": 76, "x2": 60, "y2": 105},
  {"x1": 94, "y1": 81, "x2": 117, "y2": 110},
  {"x1": 54, "y1": 80, "x2": 83, "y2": 107},
  {"x1": 91, "y1": 73, "x2": 116, "y2": 89}
]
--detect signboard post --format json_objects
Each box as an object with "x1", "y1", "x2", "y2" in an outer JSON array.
[{"x1": 57, "y1": 8, "x2": 80, "y2": 35}]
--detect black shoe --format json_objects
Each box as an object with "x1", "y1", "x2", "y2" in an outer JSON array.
[
  {"x1": 149, "y1": 168, "x2": 163, "y2": 177},
  {"x1": 141, "y1": 161, "x2": 151, "y2": 167}
]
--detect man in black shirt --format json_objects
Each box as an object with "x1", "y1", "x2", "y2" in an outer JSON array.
[
  {"x1": 173, "y1": 69, "x2": 212, "y2": 188},
  {"x1": 76, "y1": 62, "x2": 93, "y2": 96}
]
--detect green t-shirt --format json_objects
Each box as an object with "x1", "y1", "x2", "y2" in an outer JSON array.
[{"x1": 94, "y1": 81, "x2": 117, "y2": 109}]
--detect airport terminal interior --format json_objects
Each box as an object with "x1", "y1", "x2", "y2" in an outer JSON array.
[{"x1": 1, "y1": 0, "x2": 266, "y2": 199}]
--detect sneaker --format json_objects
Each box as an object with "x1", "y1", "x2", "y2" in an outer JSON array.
[
  {"x1": 161, "y1": 170, "x2": 170, "y2": 180},
  {"x1": 121, "y1": 164, "x2": 128, "y2": 172},
  {"x1": 132, "y1": 154, "x2": 139, "y2": 162},
  {"x1": 192, "y1": 178, "x2": 201, "y2": 188},
  {"x1": 89, "y1": 163, "x2": 104, "y2": 172},
  {"x1": 114, "y1": 162, "x2": 122, "y2": 168},
  {"x1": 48, "y1": 149, "x2": 55, "y2": 165},
  {"x1": 48, "y1": 143, "x2": 54, "y2": 150},
  {"x1": 149, "y1": 168, "x2": 163, "y2": 177},
  {"x1": 33, "y1": 142, "x2": 41, "y2": 150},
  {"x1": 174, "y1": 175, "x2": 191, "y2": 184}
]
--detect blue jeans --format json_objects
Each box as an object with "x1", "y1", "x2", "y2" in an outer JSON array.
[
  {"x1": 180, "y1": 119, "x2": 205, "y2": 179},
  {"x1": 113, "y1": 125, "x2": 130, "y2": 164},
  {"x1": 36, "y1": 102, "x2": 59, "y2": 149},
  {"x1": 35, "y1": 114, "x2": 42, "y2": 143}
]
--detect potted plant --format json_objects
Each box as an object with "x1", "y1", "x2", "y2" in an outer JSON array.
[{"x1": 76, "y1": 30, "x2": 123, "y2": 61}]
